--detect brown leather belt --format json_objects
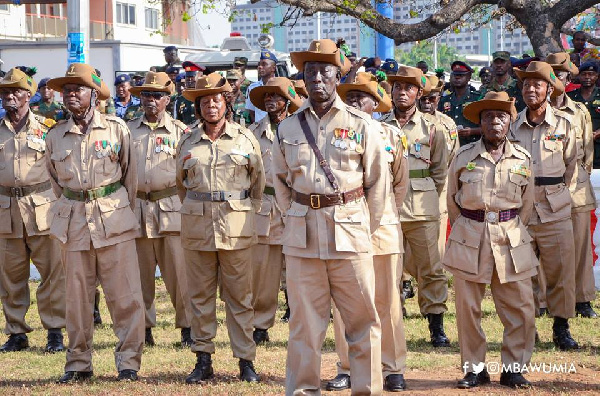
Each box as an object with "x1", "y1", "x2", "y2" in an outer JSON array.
[
  {"x1": 291, "y1": 187, "x2": 364, "y2": 209},
  {"x1": 460, "y1": 208, "x2": 519, "y2": 223},
  {"x1": 0, "y1": 180, "x2": 52, "y2": 197},
  {"x1": 137, "y1": 186, "x2": 178, "y2": 202}
]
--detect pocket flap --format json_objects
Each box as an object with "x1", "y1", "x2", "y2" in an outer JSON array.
[
  {"x1": 97, "y1": 194, "x2": 130, "y2": 213},
  {"x1": 333, "y1": 204, "x2": 364, "y2": 224},
  {"x1": 543, "y1": 139, "x2": 560, "y2": 152},
  {"x1": 459, "y1": 172, "x2": 483, "y2": 183},
  {"x1": 379, "y1": 214, "x2": 400, "y2": 225},
  {"x1": 183, "y1": 157, "x2": 198, "y2": 170},
  {"x1": 53, "y1": 201, "x2": 72, "y2": 218},
  {"x1": 27, "y1": 140, "x2": 45, "y2": 152},
  {"x1": 227, "y1": 197, "x2": 253, "y2": 212},
  {"x1": 31, "y1": 189, "x2": 57, "y2": 206},
  {"x1": 509, "y1": 172, "x2": 528, "y2": 186},
  {"x1": 229, "y1": 154, "x2": 249, "y2": 166},
  {"x1": 257, "y1": 198, "x2": 272, "y2": 216},
  {"x1": 0, "y1": 195, "x2": 10, "y2": 208},
  {"x1": 448, "y1": 224, "x2": 481, "y2": 248},
  {"x1": 282, "y1": 138, "x2": 307, "y2": 146},
  {"x1": 158, "y1": 195, "x2": 182, "y2": 212},
  {"x1": 410, "y1": 177, "x2": 436, "y2": 192},
  {"x1": 180, "y1": 200, "x2": 204, "y2": 215},
  {"x1": 286, "y1": 201, "x2": 309, "y2": 217},
  {"x1": 51, "y1": 149, "x2": 71, "y2": 162},
  {"x1": 506, "y1": 226, "x2": 533, "y2": 248}
]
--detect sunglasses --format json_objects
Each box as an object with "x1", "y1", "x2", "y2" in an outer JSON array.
[{"x1": 140, "y1": 91, "x2": 167, "y2": 99}]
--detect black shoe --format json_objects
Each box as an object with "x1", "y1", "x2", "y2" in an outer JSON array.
[
  {"x1": 145, "y1": 328, "x2": 155, "y2": 347},
  {"x1": 457, "y1": 370, "x2": 490, "y2": 389},
  {"x1": 552, "y1": 317, "x2": 579, "y2": 351},
  {"x1": 402, "y1": 306, "x2": 407, "y2": 318},
  {"x1": 281, "y1": 290, "x2": 291, "y2": 323},
  {"x1": 253, "y1": 328, "x2": 269, "y2": 345},
  {"x1": 117, "y1": 369, "x2": 138, "y2": 381},
  {"x1": 239, "y1": 359, "x2": 259, "y2": 382},
  {"x1": 538, "y1": 307, "x2": 548, "y2": 317},
  {"x1": 535, "y1": 330, "x2": 540, "y2": 344},
  {"x1": 93, "y1": 291, "x2": 102, "y2": 325},
  {"x1": 384, "y1": 374, "x2": 406, "y2": 391},
  {"x1": 500, "y1": 372, "x2": 531, "y2": 388},
  {"x1": 57, "y1": 371, "x2": 93, "y2": 384},
  {"x1": 181, "y1": 327, "x2": 193, "y2": 347},
  {"x1": 0, "y1": 334, "x2": 28, "y2": 352},
  {"x1": 402, "y1": 280, "x2": 415, "y2": 299},
  {"x1": 427, "y1": 313, "x2": 450, "y2": 347},
  {"x1": 326, "y1": 374, "x2": 351, "y2": 391},
  {"x1": 45, "y1": 329, "x2": 64, "y2": 353},
  {"x1": 576, "y1": 302, "x2": 598, "y2": 318},
  {"x1": 186, "y1": 352, "x2": 214, "y2": 384}
]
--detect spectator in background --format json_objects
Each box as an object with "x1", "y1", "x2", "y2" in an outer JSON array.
[
  {"x1": 31, "y1": 77, "x2": 66, "y2": 121},
  {"x1": 113, "y1": 74, "x2": 142, "y2": 121},
  {"x1": 166, "y1": 66, "x2": 180, "y2": 83},
  {"x1": 479, "y1": 67, "x2": 493, "y2": 89},
  {"x1": 417, "y1": 60, "x2": 429, "y2": 75},
  {"x1": 245, "y1": 50, "x2": 278, "y2": 124},
  {"x1": 233, "y1": 56, "x2": 252, "y2": 97}
]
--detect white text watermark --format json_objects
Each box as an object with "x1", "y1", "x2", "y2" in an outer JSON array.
[{"x1": 463, "y1": 361, "x2": 577, "y2": 375}]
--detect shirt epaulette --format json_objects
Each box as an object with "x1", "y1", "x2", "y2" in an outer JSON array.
[
  {"x1": 104, "y1": 114, "x2": 128, "y2": 127},
  {"x1": 512, "y1": 143, "x2": 531, "y2": 158},
  {"x1": 455, "y1": 142, "x2": 477, "y2": 156},
  {"x1": 179, "y1": 129, "x2": 194, "y2": 144},
  {"x1": 172, "y1": 118, "x2": 189, "y2": 132},
  {"x1": 345, "y1": 105, "x2": 372, "y2": 122},
  {"x1": 237, "y1": 124, "x2": 260, "y2": 152}
]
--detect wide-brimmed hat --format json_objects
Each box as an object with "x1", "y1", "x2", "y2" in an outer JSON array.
[
  {"x1": 337, "y1": 72, "x2": 392, "y2": 113},
  {"x1": 513, "y1": 61, "x2": 564, "y2": 97},
  {"x1": 387, "y1": 66, "x2": 428, "y2": 91},
  {"x1": 423, "y1": 74, "x2": 444, "y2": 94},
  {"x1": 47, "y1": 63, "x2": 110, "y2": 100},
  {"x1": 546, "y1": 52, "x2": 579, "y2": 77},
  {"x1": 0, "y1": 68, "x2": 38, "y2": 95},
  {"x1": 292, "y1": 80, "x2": 308, "y2": 97},
  {"x1": 182, "y1": 72, "x2": 232, "y2": 102},
  {"x1": 290, "y1": 39, "x2": 351, "y2": 76},
  {"x1": 463, "y1": 91, "x2": 517, "y2": 124},
  {"x1": 249, "y1": 77, "x2": 303, "y2": 113},
  {"x1": 129, "y1": 71, "x2": 174, "y2": 96}
]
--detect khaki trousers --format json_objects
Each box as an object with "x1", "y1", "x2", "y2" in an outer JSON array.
[
  {"x1": 280, "y1": 258, "x2": 287, "y2": 290},
  {"x1": 402, "y1": 220, "x2": 448, "y2": 315},
  {"x1": 285, "y1": 254, "x2": 382, "y2": 396},
  {"x1": 0, "y1": 234, "x2": 65, "y2": 334},
  {"x1": 528, "y1": 219, "x2": 576, "y2": 318},
  {"x1": 184, "y1": 248, "x2": 255, "y2": 361},
  {"x1": 439, "y1": 213, "x2": 448, "y2": 259},
  {"x1": 454, "y1": 271, "x2": 535, "y2": 369},
  {"x1": 63, "y1": 239, "x2": 145, "y2": 372},
  {"x1": 136, "y1": 236, "x2": 191, "y2": 329},
  {"x1": 532, "y1": 264, "x2": 548, "y2": 313},
  {"x1": 333, "y1": 254, "x2": 407, "y2": 378},
  {"x1": 251, "y1": 243, "x2": 284, "y2": 330},
  {"x1": 572, "y1": 211, "x2": 596, "y2": 302}
]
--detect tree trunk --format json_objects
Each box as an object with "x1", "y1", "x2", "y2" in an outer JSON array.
[{"x1": 519, "y1": 12, "x2": 564, "y2": 57}]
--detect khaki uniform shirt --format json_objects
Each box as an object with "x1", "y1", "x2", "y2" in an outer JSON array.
[
  {"x1": 509, "y1": 107, "x2": 577, "y2": 225},
  {"x1": 0, "y1": 111, "x2": 56, "y2": 238},
  {"x1": 175, "y1": 121, "x2": 265, "y2": 251},
  {"x1": 381, "y1": 109, "x2": 448, "y2": 222},
  {"x1": 249, "y1": 116, "x2": 283, "y2": 245},
  {"x1": 555, "y1": 96, "x2": 596, "y2": 212},
  {"x1": 371, "y1": 122, "x2": 408, "y2": 256},
  {"x1": 128, "y1": 113, "x2": 189, "y2": 238},
  {"x1": 272, "y1": 95, "x2": 389, "y2": 260},
  {"x1": 444, "y1": 139, "x2": 538, "y2": 284},
  {"x1": 46, "y1": 111, "x2": 139, "y2": 251},
  {"x1": 431, "y1": 110, "x2": 459, "y2": 217}
]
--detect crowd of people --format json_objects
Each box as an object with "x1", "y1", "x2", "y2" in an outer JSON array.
[{"x1": 0, "y1": 30, "x2": 598, "y2": 394}]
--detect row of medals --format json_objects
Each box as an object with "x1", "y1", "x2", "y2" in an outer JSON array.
[
  {"x1": 27, "y1": 130, "x2": 47, "y2": 149},
  {"x1": 155, "y1": 137, "x2": 176, "y2": 155},
  {"x1": 95, "y1": 140, "x2": 120, "y2": 159},
  {"x1": 331, "y1": 128, "x2": 364, "y2": 153}
]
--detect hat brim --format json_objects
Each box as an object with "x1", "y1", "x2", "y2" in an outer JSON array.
[
  {"x1": 129, "y1": 83, "x2": 174, "y2": 97},
  {"x1": 47, "y1": 76, "x2": 110, "y2": 100},
  {"x1": 513, "y1": 68, "x2": 564, "y2": 97},
  {"x1": 291, "y1": 51, "x2": 351, "y2": 76},
  {"x1": 336, "y1": 82, "x2": 391, "y2": 113},
  {"x1": 386, "y1": 75, "x2": 423, "y2": 89},
  {"x1": 549, "y1": 63, "x2": 579, "y2": 77},
  {"x1": 182, "y1": 86, "x2": 231, "y2": 102},
  {"x1": 0, "y1": 80, "x2": 36, "y2": 95},
  {"x1": 249, "y1": 85, "x2": 302, "y2": 113},
  {"x1": 463, "y1": 99, "x2": 517, "y2": 124}
]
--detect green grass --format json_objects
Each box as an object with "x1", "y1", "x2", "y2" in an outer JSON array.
[{"x1": 0, "y1": 280, "x2": 599, "y2": 394}]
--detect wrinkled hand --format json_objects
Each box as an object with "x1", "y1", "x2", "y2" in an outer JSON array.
[{"x1": 594, "y1": 129, "x2": 600, "y2": 140}]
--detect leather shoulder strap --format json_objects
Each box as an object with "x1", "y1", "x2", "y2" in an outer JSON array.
[{"x1": 298, "y1": 112, "x2": 340, "y2": 193}]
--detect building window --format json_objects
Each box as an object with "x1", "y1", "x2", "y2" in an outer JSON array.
[
  {"x1": 0, "y1": 5, "x2": 8, "y2": 12},
  {"x1": 145, "y1": 7, "x2": 158, "y2": 30},
  {"x1": 116, "y1": 2, "x2": 136, "y2": 25}
]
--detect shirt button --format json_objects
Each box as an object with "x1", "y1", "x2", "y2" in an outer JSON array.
[
  {"x1": 83, "y1": 180, "x2": 87, "y2": 183},
  {"x1": 320, "y1": 126, "x2": 324, "y2": 130},
  {"x1": 493, "y1": 191, "x2": 497, "y2": 195},
  {"x1": 146, "y1": 156, "x2": 150, "y2": 160},
  {"x1": 532, "y1": 139, "x2": 536, "y2": 143},
  {"x1": 532, "y1": 160, "x2": 537, "y2": 164},
  {"x1": 316, "y1": 178, "x2": 321, "y2": 182},
  {"x1": 88, "y1": 219, "x2": 93, "y2": 224},
  {"x1": 146, "y1": 180, "x2": 150, "y2": 184}
]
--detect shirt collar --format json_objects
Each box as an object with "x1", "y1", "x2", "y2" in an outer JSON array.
[
  {"x1": 140, "y1": 112, "x2": 172, "y2": 132},
  {"x1": 513, "y1": 105, "x2": 558, "y2": 130},
  {"x1": 468, "y1": 138, "x2": 526, "y2": 162},
  {"x1": 298, "y1": 93, "x2": 346, "y2": 119},
  {"x1": 190, "y1": 120, "x2": 237, "y2": 144},
  {"x1": 60, "y1": 110, "x2": 107, "y2": 137}
]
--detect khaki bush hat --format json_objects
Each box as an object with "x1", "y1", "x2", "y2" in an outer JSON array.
[
  {"x1": 290, "y1": 39, "x2": 351, "y2": 76},
  {"x1": 546, "y1": 52, "x2": 579, "y2": 77},
  {"x1": 225, "y1": 69, "x2": 243, "y2": 80},
  {"x1": 0, "y1": 68, "x2": 38, "y2": 95},
  {"x1": 249, "y1": 77, "x2": 303, "y2": 113},
  {"x1": 47, "y1": 63, "x2": 110, "y2": 100},
  {"x1": 513, "y1": 61, "x2": 564, "y2": 97},
  {"x1": 292, "y1": 80, "x2": 308, "y2": 97},
  {"x1": 182, "y1": 72, "x2": 232, "y2": 102},
  {"x1": 387, "y1": 66, "x2": 428, "y2": 91},
  {"x1": 424, "y1": 74, "x2": 444, "y2": 94},
  {"x1": 463, "y1": 91, "x2": 517, "y2": 124},
  {"x1": 129, "y1": 71, "x2": 174, "y2": 96},
  {"x1": 337, "y1": 72, "x2": 392, "y2": 113}
]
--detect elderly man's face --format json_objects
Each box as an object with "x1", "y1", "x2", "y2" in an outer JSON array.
[
  {"x1": 264, "y1": 92, "x2": 287, "y2": 114},
  {"x1": 62, "y1": 84, "x2": 93, "y2": 114},
  {"x1": 199, "y1": 93, "x2": 227, "y2": 123},
  {"x1": 0, "y1": 88, "x2": 30, "y2": 112},
  {"x1": 344, "y1": 90, "x2": 378, "y2": 115},
  {"x1": 522, "y1": 78, "x2": 552, "y2": 109},
  {"x1": 304, "y1": 62, "x2": 339, "y2": 103},
  {"x1": 391, "y1": 81, "x2": 421, "y2": 110},
  {"x1": 141, "y1": 91, "x2": 169, "y2": 118},
  {"x1": 480, "y1": 109, "x2": 511, "y2": 145},
  {"x1": 419, "y1": 92, "x2": 440, "y2": 114}
]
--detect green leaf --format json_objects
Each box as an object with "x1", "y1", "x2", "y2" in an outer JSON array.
[
  {"x1": 182, "y1": 11, "x2": 191, "y2": 22},
  {"x1": 409, "y1": 10, "x2": 418, "y2": 18}
]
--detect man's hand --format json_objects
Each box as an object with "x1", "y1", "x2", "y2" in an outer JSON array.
[{"x1": 593, "y1": 129, "x2": 600, "y2": 140}]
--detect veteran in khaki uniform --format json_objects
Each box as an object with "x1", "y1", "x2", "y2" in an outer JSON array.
[
  {"x1": 380, "y1": 66, "x2": 450, "y2": 347},
  {"x1": 273, "y1": 39, "x2": 388, "y2": 396},
  {"x1": 445, "y1": 92, "x2": 537, "y2": 390},
  {"x1": 0, "y1": 68, "x2": 66, "y2": 353},
  {"x1": 46, "y1": 63, "x2": 144, "y2": 383},
  {"x1": 247, "y1": 77, "x2": 302, "y2": 345},
  {"x1": 127, "y1": 72, "x2": 192, "y2": 347},
  {"x1": 508, "y1": 61, "x2": 579, "y2": 350},
  {"x1": 327, "y1": 72, "x2": 409, "y2": 392},
  {"x1": 175, "y1": 73, "x2": 264, "y2": 384},
  {"x1": 548, "y1": 53, "x2": 598, "y2": 319}
]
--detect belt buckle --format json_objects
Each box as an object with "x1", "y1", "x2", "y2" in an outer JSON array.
[
  {"x1": 11, "y1": 187, "x2": 23, "y2": 197},
  {"x1": 211, "y1": 191, "x2": 222, "y2": 201},
  {"x1": 486, "y1": 211, "x2": 498, "y2": 224},
  {"x1": 309, "y1": 194, "x2": 321, "y2": 209}
]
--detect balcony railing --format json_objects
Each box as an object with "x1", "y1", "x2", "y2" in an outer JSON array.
[{"x1": 24, "y1": 13, "x2": 114, "y2": 40}]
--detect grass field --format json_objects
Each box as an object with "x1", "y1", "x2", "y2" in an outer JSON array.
[{"x1": 0, "y1": 279, "x2": 599, "y2": 395}]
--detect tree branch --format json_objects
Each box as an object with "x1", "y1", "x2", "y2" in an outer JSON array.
[{"x1": 550, "y1": 0, "x2": 600, "y2": 27}]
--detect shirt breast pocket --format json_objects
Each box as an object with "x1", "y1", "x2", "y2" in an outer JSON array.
[
  {"x1": 51, "y1": 149, "x2": 74, "y2": 181},
  {"x1": 542, "y1": 139, "x2": 563, "y2": 165},
  {"x1": 282, "y1": 138, "x2": 311, "y2": 170},
  {"x1": 504, "y1": 172, "x2": 528, "y2": 203},
  {"x1": 26, "y1": 140, "x2": 45, "y2": 166}
]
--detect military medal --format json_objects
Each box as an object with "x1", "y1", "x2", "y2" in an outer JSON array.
[
  {"x1": 349, "y1": 141, "x2": 356, "y2": 150},
  {"x1": 335, "y1": 139, "x2": 341, "y2": 148},
  {"x1": 340, "y1": 140, "x2": 347, "y2": 150},
  {"x1": 348, "y1": 129, "x2": 355, "y2": 139},
  {"x1": 355, "y1": 144, "x2": 364, "y2": 154}
]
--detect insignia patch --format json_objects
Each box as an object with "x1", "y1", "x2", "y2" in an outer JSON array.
[
  {"x1": 421, "y1": 76, "x2": 427, "y2": 87},
  {"x1": 91, "y1": 73, "x2": 102, "y2": 87},
  {"x1": 466, "y1": 162, "x2": 476, "y2": 171},
  {"x1": 510, "y1": 164, "x2": 531, "y2": 177},
  {"x1": 449, "y1": 129, "x2": 457, "y2": 140},
  {"x1": 377, "y1": 85, "x2": 385, "y2": 98}
]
